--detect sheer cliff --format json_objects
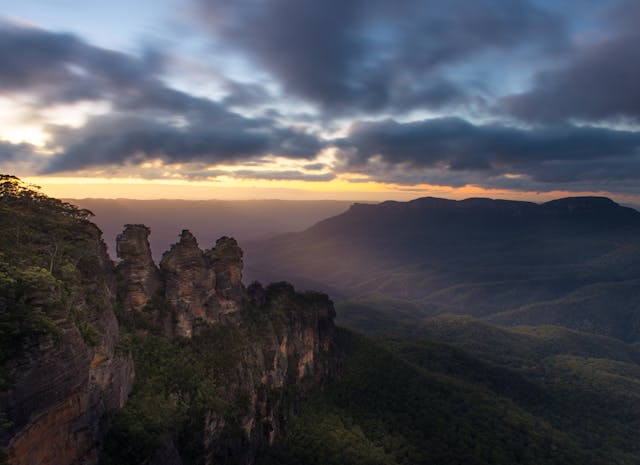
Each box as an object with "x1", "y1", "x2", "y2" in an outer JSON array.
[{"x1": 0, "y1": 176, "x2": 134, "y2": 465}]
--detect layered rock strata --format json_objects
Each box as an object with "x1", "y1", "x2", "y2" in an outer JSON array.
[
  {"x1": 1, "y1": 229, "x2": 135, "y2": 465},
  {"x1": 118, "y1": 226, "x2": 245, "y2": 337},
  {"x1": 3, "y1": 218, "x2": 337, "y2": 465}
]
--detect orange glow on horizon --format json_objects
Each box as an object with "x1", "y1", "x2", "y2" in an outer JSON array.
[{"x1": 21, "y1": 175, "x2": 640, "y2": 206}]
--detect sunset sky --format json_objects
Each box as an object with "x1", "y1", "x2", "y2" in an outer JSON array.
[{"x1": 1, "y1": 0, "x2": 639, "y2": 202}]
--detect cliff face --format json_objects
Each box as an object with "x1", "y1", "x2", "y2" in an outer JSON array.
[
  {"x1": 0, "y1": 222, "x2": 135, "y2": 465},
  {"x1": 205, "y1": 283, "x2": 337, "y2": 465},
  {"x1": 111, "y1": 228, "x2": 338, "y2": 465},
  {"x1": 117, "y1": 226, "x2": 246, "y2": 338}
]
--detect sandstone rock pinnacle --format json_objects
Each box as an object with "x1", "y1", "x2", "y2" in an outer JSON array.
[
  {"x1": 116, "y1": 224, "x2": 162, "y2": 312},
  {"x1": 160, "y1": 230, "x2": 216, "y2": 337}
]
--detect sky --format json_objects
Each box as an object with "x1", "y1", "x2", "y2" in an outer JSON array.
[{"x1": 1, "y1": 0, "x2": 639, "y2": 202}]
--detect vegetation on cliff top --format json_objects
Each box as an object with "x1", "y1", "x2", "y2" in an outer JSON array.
[{"x1": 0, "y1": 175, "x2": 108, "y2": 367}]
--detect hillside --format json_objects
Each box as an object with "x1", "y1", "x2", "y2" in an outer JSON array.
[
  {"x1": 246, "y1": 196, "x2": 640, "y2": 341},
  {"x1": 259, "y1": 328, "x2": 640, "y2": 465}
]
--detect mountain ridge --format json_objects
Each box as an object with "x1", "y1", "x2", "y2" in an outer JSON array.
[{"x1": 246, "y1": 194, "x2": 640, "y2": 342}]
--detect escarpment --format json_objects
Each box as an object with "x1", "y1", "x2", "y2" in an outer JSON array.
[
  {"x1": 1, "y1": 176, "x2": 339, "y2": 465},
  {"x1": 200, "y1": 282, "x2": 337, "y2": 465}
]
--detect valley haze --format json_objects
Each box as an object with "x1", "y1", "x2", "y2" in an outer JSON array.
[{"x1": 68, "y1": 198, "x2": 354, "y2": 261}]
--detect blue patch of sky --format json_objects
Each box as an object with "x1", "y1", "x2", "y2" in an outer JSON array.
[{"x1": 1, "y1": 0, "x2": 182, "y2": 52}]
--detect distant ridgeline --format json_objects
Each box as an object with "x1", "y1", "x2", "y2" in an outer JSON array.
[
  {"x1": 247, "y1": 195, "x2": 640, "y2": 342},
  {"x1": 0, "y1": 176, "x2": 338, "y2": 465}
]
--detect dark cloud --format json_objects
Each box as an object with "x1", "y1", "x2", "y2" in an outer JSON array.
[
  {"x1": 222, "y1": 80, "x2": 272, "y2": 108},
  {"x1": 337, "y1": 117, "x2": 640, "y2": 191},
  {"x1": 4, "y1": 8, "x2": 640, "y2": 197},
  {"x1": 0, "y1": 23, "x2": 238, "y2": 123},
  {"x1": 303, "y1": 163, "x2": 327, "y2": 171},
  {"x1": 0, "y1": 141, "x2": 37, "y2": 162},
  {"x1": 196, "y1": 0, "x2": 566, "y2": 114},
  {"x1": 45, "y1": 115, "x2": 324, "y2": 173},
  {"x1": 0, "y1": 22, "x2": 275, "y2": 131},
  {"x1": 503, "y1": 2, "x2": 640, "y2": 122},
  {"x1": 0, "y1": 141, "x2": 44, "y2": 177},
  {"x1": 45, "y1": 116, "x2": 268, "y2": 172},
  {"x1": 0, "y1": 21, "x2": 164, "y2": 105}
]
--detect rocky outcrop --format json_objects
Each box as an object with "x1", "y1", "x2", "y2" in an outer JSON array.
[
  {"x1": 1, "y1": 227, "x2": 135, "y2": 465},
  {"x1": 114, "y1": 227, "x2": 339, "y2": 465},
  {"x1": 155, "y1": 231, "x2": 244, "y2": 337},
  {"x1": 204, "y1": 283, "x2": 337, "y2": 465},
  {"x1": 160, "y1": 230, "x2": 217, "y2": 337},
  {"x1": 116, "y1": 224, "x2": 162, "y2": 312},
  {"x1": 207, "y1": 236, "x2": 244, "y2": 301}
]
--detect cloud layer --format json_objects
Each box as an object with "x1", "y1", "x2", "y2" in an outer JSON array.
[
  {"x1": 338, "y1": 117, "x2": 640, "y2": 191},
  {"x1": 196, "y1": 0, "x2": 566, "y2": 114},
  {"x1": 0, "y1": 22, "x2": 325, "y2": 179}
]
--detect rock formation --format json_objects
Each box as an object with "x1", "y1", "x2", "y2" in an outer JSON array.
[
  {"x1": 208, "y1": 236, "x2": 244, "y2": 301},
  {"x1": 116, "y1": 229, "x2": 246, "y2": 337},
  {"x1": 160, "y1": 230, "x2": 217, "y2": 337},
  {"x1": 0, "y1": 176, "x2": 339, "y2": 465},
  {"x1": 116, "y1": 224, "x2": 162, "y2": 312},
  {"x1": 114, "y1": 227, "x2": 338, "y2": 464}
]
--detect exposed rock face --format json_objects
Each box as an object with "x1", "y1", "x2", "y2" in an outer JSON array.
[
  {"x1": 1, "y1": 182, "x2": 338, "y2": 465},
  {"x1": 116, "y1": 224, "x2": 162, "y2": 312},
  {"x1": 114, "y1": 227, "x2": 338, "y2": 465},
  {"x1": 205, "y1": 283, "x2": 337, "y2": 465},
  {"x1": 207, "y1": 236, "x2": 244, "y2": 301},
  {"x1": 160, "y1": 230, "x2": 217, "y2": 337},
  {"x1": 1, "y1": 229, "x2": 135, "y2": 465},
  {"x1": 157, "y1": 231, "x2": 244, "y2": 337}
]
